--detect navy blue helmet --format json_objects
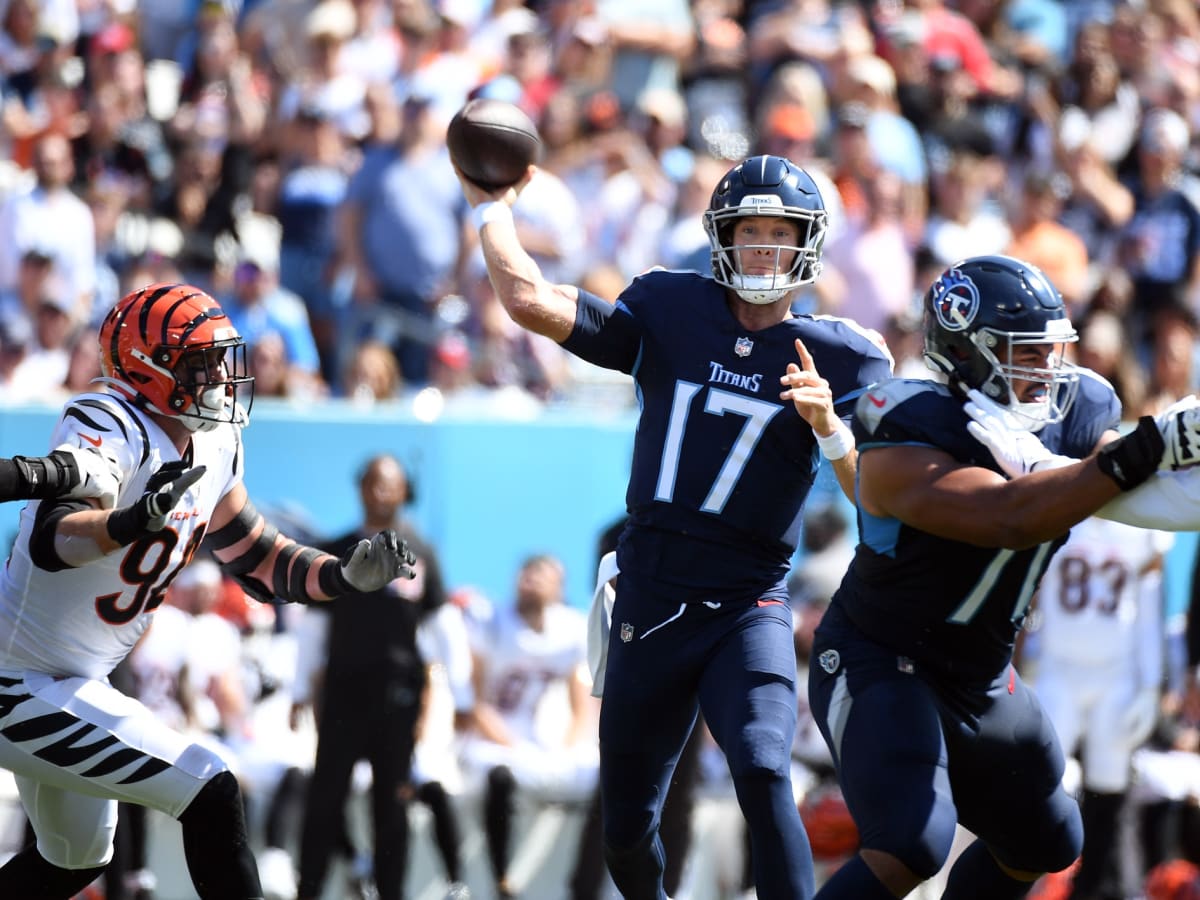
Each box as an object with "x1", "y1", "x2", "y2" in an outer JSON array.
[
  {"x1": 703, "y1": 155, "x2": 828, "y2": 304},
  {"x1": 923, "y1": 254, "x2": 1079, "y2": 430}
]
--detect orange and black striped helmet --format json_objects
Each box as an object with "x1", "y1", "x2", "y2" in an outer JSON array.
[{"x1": 98, "y1": 283, "x2": 254, "y2": 431}]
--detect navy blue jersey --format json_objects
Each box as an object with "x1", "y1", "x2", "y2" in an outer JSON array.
[
  {"x1": 562, "y1": 270, "x2": 893, "y2": 602},
  {"x1": 834, "y1": 369, "x2": 1121, "y2": 681}
]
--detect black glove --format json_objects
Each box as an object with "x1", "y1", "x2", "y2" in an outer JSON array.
[
  {"x1": 331, "y1": 529, "x2": 417, "y2": 593},
  {"x1": 107, "y1": 461, "x2": 207, "y2": 545},
  {"x1": 1095, "y1": 417, "x2": 1165, "y2": 491}
]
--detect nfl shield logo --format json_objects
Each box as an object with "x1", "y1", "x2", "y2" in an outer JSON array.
[
  {"x1": 734, "y1": 337, "x2": 753, "y2": 358},
  {"x1": 620, "y1": 623, "x2": 634, "y2": 643}
]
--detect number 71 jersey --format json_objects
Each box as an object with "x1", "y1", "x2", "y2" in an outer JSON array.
[
  {"x1": 0, "y1": 391, "x2": 242, "y2": 680},
  {"x1": 838, "y1": 374, "x2": 1120, "y2": 681}
]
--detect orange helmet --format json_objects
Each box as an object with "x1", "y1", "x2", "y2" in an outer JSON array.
[
  {"x1": 1146, "y1": 860, "x2": 1200, "y2": 900},
  {"x1": 799, "y1": 783, "x2": 859, "y2": 861},
  {"x1": 98, "y1": 283, "x2": 253, "y2": 431}
]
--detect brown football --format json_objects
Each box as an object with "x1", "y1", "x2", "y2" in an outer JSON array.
[{"x1": 447, "y1": 99, "x2": 542, "y2": 192}]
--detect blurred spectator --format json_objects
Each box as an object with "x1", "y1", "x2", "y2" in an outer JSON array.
[
  {"x1": 62, "y1": 325, "x2": 101, "y2": 396},
  {"x1": 343, "y1": 337, "x2": 402, "y2": 405},
  {"x1": 1117, "y1": 108, "x2": 1200, "y2": 348},
  {"x1": 335, "y1": 87, "x2": 465, "y2": 386},
  {"x1": 247, "y1": 330, "x2": 292, "y2": 400},
  {"x1": 1055, "y1": 128, "x2": 1134, "y2": 270},
  {"x1": 0, "y1": 132, "x2": 96, "y2": 320},
  {"x1": 169, "y1": 3, "x2": 267, "y2": 154},
  {"x1": 923, "y1": 149, "x2": 1011, "y2": 265},
  {"x1": 460, "y1": 553, "x2": 596, "y2": 900},
  {"x1": 1005, "y1": 170, "x2": 1090, "y2": 310},
  {"x1": 1142, "y1": 303, "x2": 1200, "y2": 415},
  {"x1": 822, "y1": 171, "x2": 915, "y2": 334},
  {"x1": 275, "y1": 0, "x2": 370, "y2": 143},
  {"x1": 1073, "y1": 307, "x2": 1148, "y2": 415},
  {"x1": 275, "y1": 96, "x2": 352, "y2": 384},
  {"x1": 596, "y1": 0, "x2": 694, "y2": 113},
  {"x1": 4, "y1": 269, "x2": 76, "y2": 403},
  {"x1": 223, "y1": 242, "x2": 326, "y2": 399},
  {"x1": 295, "y1": 454, "x2": 454, "y2": 900}
]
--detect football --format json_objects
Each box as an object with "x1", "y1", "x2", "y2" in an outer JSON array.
[{"x1": 447, "y1": 98, "x2": 542, "y2": 192}]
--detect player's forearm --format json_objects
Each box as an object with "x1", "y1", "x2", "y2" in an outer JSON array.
[
  {"x1": 829, "y1": 451, "x2": 857, "y2": 504},
  {"x1": 476, "y1": 205, "x2": 577, "y2": 342},
  {"x1": 205, "y1": 499, "x2": 342, "y2": 603},
  {"x1": 1096, "y1": 469, "x2": 1200, "y2": 530},
  {"x1": 0, "y1": 453, "x2": 77, "y2": 500},
  {"x1": 986, "y1": 461, "x2": 1123, "y2": 546},
  {"x1": 471, "y1": 704, "x2": 516, "y2": 746},
  {"x1": 52, "y1": 508, "x2": 123, "y2": 565}
]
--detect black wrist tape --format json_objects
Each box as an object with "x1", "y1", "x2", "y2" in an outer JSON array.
[
  {"x1": 10, "y1": 455, "x2": 66, "y2": 500},
  {"x1": 318, "y1": 558, "x2": 352, "y2": 597},
  {"x1": 106, "y1": 502, "x2": 150, "y2": 546},
  {"x1": 1095, "y1": 416, "x2": 1164, "y2": 492}
]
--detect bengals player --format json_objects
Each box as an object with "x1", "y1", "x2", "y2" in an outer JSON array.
[{"x1": 0, "y1": 283, "x2": 416, "y2": 899}]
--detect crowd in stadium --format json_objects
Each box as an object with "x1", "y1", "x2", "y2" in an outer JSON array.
[{"x1": 0, "y1": 0, "x2": 1199, "y2": 898}]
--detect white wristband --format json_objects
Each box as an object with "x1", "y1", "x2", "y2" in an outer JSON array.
[
  {"x1": 814, "y1": 421, "x2": 855, "y2": 461},
  {"x1": 470, "y1": 201, "x2": 513, "y2": 231}
]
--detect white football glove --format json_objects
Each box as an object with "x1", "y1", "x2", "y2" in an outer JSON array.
[
  {"x1": 963, "y1": 389, "x2": 1074, "y2": 478},
  {"x1": 1155, "y1": 394, "x2": 1200, "y2": 470},
  {"x1": 54, "y1": 443, "x2": 122, "y2": 509},
  {"x1": 1121, "y1": 687, "x2": 1159, "y2": 745},
  {"x1": 337, "y1": 529, "x2": 417, "y2": 592}
]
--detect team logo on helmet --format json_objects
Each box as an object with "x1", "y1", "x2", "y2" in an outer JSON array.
[
  {"x1": 620, "y1": 622, "x2": 634, "y2": 643},
  {"x1": 930, "y1": 268, "x2": 979, "y2": 332},
  {"x1": 734, "y1": 337, "x2": 753, "y2": 358}
]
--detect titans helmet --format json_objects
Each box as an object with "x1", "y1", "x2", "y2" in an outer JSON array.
[
  {"x1": 703, "y1": 155, "x2": 828, "y2": 304},
  {"x1": 923, "y1": 255, "x2": 1078, "y2": 431},
  {"x1": 99, "y1": 283, "x2": 254, "y2": 432}
]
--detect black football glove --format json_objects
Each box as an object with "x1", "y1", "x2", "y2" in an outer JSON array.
[
  {"x1": 1095, "y1": 417, "x2": 1164, "y2": 491},
  {"x1": 106, "y1": 460, "x2": 207, "y2": 545},
  {"x1": 332, "y1": 529, "x2": 417, "y2": 593}
]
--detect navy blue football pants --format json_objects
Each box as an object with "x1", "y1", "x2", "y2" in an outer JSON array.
[
  {"x1": 598, "y1": 575, "x2": 815, "y2": 900},
  {"x1": 808, "y1": 602, "x2": 1082, "y2": 884}
]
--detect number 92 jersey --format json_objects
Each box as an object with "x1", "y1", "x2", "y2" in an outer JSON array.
[
  {"x1": 836, "y1": 371, "x2": 1120, "y2": 681},
  {"x1": 561, "y1": 271, "x2": 893, "y2": 601},
  {"x1": 0, "y1": 391, "x2": 242, "y2": 680}
]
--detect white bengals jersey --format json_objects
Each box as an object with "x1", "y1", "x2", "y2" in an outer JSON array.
[
  {"x1": 473, "y1": 603, "x2": 587, "y2": 745},
  {"x1": 1034, "y1": 517, "x2": 1172, "y2": 669},
  {"x1": 0, "y1": 390, "x2": 242, "y2": 680}
]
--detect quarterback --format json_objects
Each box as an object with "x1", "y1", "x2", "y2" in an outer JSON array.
[{"x1": 0, "y1": 283, "x2": 416, "y2": 899}]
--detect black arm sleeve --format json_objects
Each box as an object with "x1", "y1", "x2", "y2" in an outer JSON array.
[
  {"x1": 29, "y1": 499, "x2": 91, "y2": 571},
  {"x1": 0, "y1": 452, "x2": 79, "y2": 501}
]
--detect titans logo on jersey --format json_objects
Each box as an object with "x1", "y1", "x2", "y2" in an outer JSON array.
[
  {"x1": 837, "y1": 371, "x2": 1121, "y2": 681},
  {"x1": 562, "y1": 270, "x2": 893, "y2": 601},
  {"x1": 0, "y1": 392, "x2": 243, "y2": 680}
]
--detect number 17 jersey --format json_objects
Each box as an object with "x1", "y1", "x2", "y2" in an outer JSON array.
[{"x1": 562, "y1": 271, "x2": 893, "y2": 602}]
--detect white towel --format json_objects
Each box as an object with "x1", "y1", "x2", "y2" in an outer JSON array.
[{"x1": 587, "y1": 551, "x2": 619, "y2": 698}]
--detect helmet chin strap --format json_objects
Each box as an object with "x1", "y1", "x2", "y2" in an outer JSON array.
[
  {"x1": 181, "y1": 386, "x2": 230, "y2": 431},
  {"x1": 732, "y1": 274, "x2": 792, "y2": 305}
]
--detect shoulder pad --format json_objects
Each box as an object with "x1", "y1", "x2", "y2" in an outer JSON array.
[{"x1": 855, "y1": 379, "x2": 950, "y2": 437}]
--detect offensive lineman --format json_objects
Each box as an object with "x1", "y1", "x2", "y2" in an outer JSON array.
[{"x1": 0, "y1": 283, "x2": 416, "y2": 899}]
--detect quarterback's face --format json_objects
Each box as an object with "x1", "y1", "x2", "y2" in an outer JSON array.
[{"x1": 731, "y1": 215, "x2": 801, "y2": 277}]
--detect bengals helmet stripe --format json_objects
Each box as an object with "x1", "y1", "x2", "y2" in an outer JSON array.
[{"x1": 99, "y1": 282, "x2": 253, "y2": 433}]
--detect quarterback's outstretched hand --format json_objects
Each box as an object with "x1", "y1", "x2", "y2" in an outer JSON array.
[
  {"x1": 52, "y1": 444, "x2": 121, "y2": 508},
  {"x1": 963, "y1": 389, "x2": 1073, "y2": 477},
  {"x1": 1155, "y1": 394, "x2": 1200, "y2": 470},
  {"x1": 106, "y1": 461, "x2": 207, "y2": 545},
  {"x1": 335, "y1": 529, "x2": 416, "y2": 593}
]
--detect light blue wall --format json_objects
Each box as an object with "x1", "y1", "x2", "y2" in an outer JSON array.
[
  {"x1": 2, "y1": 401, "x2": 1196, "y2": 621},
  {"x1": 0, "y1": 400, "x2": 637, "y2": 610}
]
